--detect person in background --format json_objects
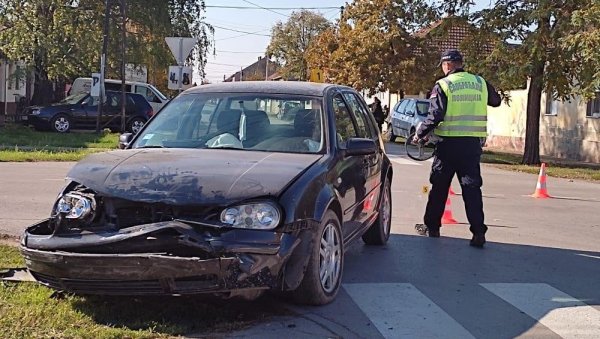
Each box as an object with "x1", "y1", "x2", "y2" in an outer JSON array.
[{"x1": 371, "y1": 97, "x2": 384, "y2": 132}]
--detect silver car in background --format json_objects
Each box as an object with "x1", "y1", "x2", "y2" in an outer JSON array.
[{"x1": 386, "y1": 98, "x2": 430, "y2": 142}]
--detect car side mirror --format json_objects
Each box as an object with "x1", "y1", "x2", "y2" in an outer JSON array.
[
  {"x1": 345, "y1": 138, "x2": 377, "y2": 156},
  {"x1": 118, "y1": 133, "x2": 133, "y2": 149},
  {"x1": 407, "y1": 111, "x2": 415, "y2": 117}
]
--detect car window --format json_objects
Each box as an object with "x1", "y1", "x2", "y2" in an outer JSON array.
[
  {"x1": 404, "y1": 100, "x2": 416, "y2": 116},
  {"x1": 416, "y1": 101, "x2": 429, "y2": 116},
  {"x1": 132, "y1": 93, "x2": 324, "y2": 154},
  {"x1": 332, "y1": 94, "x2": 357, "y2": 145},
  {"x1": 395, "y1": 99, "x2": 409, "y2": 113},
  {"x1": 136, "y1": 86, "x2": 161, "y2": 103},
  {"x1": 342, "y1": 92, "x2": 371, "y2": 139}
]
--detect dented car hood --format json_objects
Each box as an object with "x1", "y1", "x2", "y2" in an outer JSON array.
[{"x1": 67, "y1": 148, "x2": 321, "y2": 205}]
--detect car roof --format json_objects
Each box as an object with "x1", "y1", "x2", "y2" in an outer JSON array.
[
  {"x1": 74, "y1": 77, "x2": 151, "y2": 86},
  {"x1": 183, "y1": 81, "x2": 353, "y2": 97}
]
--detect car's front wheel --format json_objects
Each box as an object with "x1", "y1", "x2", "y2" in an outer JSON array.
[
  {"x1": 51, "y1": 114, "x2": 71, "y2": 133},
  {"x1": 291, "y1": 210, "x2": 344, "y2": 305},
  {"x1": 362, "y1": 177, "x2": 392, "y2": 245},
  {"x1": 386, "y1": 123, "x2": 396, "y2": 142}
]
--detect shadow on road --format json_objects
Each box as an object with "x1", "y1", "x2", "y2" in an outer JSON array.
[{"x1": 66, "y1": 234, "x2": 599, "y2": 338}]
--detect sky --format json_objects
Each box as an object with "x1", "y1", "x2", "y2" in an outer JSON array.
[{"x1": 200, "y1": 0, "x2": 494, "y2": 84}]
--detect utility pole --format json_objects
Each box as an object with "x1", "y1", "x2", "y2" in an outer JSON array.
[
  {"x1": 120, "y1": 0, "x2": 126, "y2": 133},
  {"x1": 96, "y1": 0, "x2": 111, "y2": 133},
  {"x1": 240, "y1": 66, "x2": 243, "y2": 82}
]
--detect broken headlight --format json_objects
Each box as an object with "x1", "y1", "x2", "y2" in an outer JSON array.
[
  {"x1": 220, "y1": 201, "x2": 281, "y2": 230},
  {"x1": 55, "y1": 193, "x2": 96, "y2": 220}
]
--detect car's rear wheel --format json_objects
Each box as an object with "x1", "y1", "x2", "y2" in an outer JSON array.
[
  {"x1": 362, "y1": 177, "x2": 392, "y2": 245},
  {"x1": 51, "y1": 114, "x2": 71, "y2": 133},
  {"x1": 291, "y1": 210, "x2": 343, "y2": 305},
  {"x1": 127, "y1": 117, "x2": 146, "y2": 134}
]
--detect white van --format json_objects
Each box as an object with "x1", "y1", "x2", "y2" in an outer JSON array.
[{"x1": 70, "y1": 78, "x2": 169, "y2": 112}]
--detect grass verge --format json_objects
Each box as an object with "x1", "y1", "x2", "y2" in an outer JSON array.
[
  {"x1": 0, "y1": 125, "x2": 118, "y2": 162},
  {"x1": 0, "y1": 244, "x2": 288, "y2": 338},
  {"x1": 482, "y1": 151, "x2": 600, "y2": 181}
]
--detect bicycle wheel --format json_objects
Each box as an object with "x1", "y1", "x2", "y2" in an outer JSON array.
[{"x1": 405, "y1": 132, "x2": 435, "y2": 161}]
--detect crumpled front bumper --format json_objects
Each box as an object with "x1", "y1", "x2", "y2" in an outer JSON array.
[{"x1": 21, "y1": 219, "x2": 301, "y2": 296}]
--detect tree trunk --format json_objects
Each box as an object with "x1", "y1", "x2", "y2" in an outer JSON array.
[
  {"x1": 522, "y1": 62, "x2": 545, "y2": 165},
  {"x1": 31, "y1": 67, "x2": 54, "y2": 106}
]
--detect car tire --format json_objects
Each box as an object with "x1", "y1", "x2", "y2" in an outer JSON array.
[
  {"x1": 291, "y1": 210, "x2": 344, "y2": 305},
  {"x1": 51, "y1": 114, "x2": 71, "y2": 133},
  {"x1": 127, "y1": 117, "x2": 146, "y2": 134},
  {"x1": 362, "y1": 177, "x2": 392, "y2": 245},
  {"x1": 386, "y1": 123, "x2": 396, "y2": 142}
]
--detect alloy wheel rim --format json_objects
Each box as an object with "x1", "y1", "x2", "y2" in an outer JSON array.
[
  {"x1": 131, "y1": 120, "x2": 144, "y2": 134},
  {"x1": 319, "y1": 222, "x2": 341, "y2": 293},
  {"x1": 55, "y1": 117, "x2": 69, "y2": 132}
]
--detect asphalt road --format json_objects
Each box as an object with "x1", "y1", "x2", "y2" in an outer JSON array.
[{"x1": 1, "y1": 143, "x2": 599, "y2": 338}]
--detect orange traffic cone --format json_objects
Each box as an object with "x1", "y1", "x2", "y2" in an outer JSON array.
[
  {"x1": 449, "y1": 186, "x2": 456, "y2": 196},
  {"x1": 441, "y1": 197, "x2": 458, "y2": 224},
  {"x1": 531, "y1": 163, "x2": 551, "y2": 199}
]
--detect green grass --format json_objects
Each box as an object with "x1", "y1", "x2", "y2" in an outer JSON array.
[
  {"x1": 0, "y1": 244, "x2": 288, "y2": 338},
  {"x1": 0, "y1": 125, "x2": 118, "y2": 162},
  {"x1": 482, "y1": 151, "x2": 600, "y2": 181}
]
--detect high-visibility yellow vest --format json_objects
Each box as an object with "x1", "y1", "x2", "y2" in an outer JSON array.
[{"x1": 434, "y1": 72, "x2": 488, "y2": 137}]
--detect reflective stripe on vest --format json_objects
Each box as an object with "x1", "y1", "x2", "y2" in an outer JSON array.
[{"x1": 435, "y1": 72, "x2": 488, "y2": 137}]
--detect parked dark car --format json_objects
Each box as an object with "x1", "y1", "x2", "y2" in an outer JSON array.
[
  {"x1": 21, "y1": 81, "x2": 393, "y2": 305},
  {"x1": 22, "y1": 91, "x2": 153, "y2": 134},
  {"x1": 387, "y1": 98, "x2": 430, "y2": 141}
]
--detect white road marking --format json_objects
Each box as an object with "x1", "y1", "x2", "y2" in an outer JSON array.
[
  {"x1": 482, "y1": 283, "x2": 600, "y2": 339},
  {"x1": 388, "y1": 156, "x2": 423, "y2": 166},
  {"x1": 344, "y1": 283, "x2": 475, "y2": 339},
  {"x1": 577, "y1": 254, "x2": 600, "y2": 260}
]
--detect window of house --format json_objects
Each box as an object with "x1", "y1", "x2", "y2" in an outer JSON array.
[
  {"x1": 15, "y1": 65, "x2": 20, "y2": 90},
  {"x1": 545, "y1": 95, "x2": 559, "y2": 116},
  {"x1": 586, "y1": 92, "x2": 600, "y2": 118}
]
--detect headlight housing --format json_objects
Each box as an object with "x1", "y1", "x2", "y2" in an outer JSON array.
[
  {"x1": 55, "y1": 193, "x2": 95, "y2": 220},
  {"x1": 220, "y1": 201, "x2": 281, "y2": 230},
  {"x1": 30, "y1": 109, "x2": 41, "y2": 115}
]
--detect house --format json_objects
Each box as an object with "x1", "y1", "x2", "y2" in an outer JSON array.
[
  {"x1": 486, "y1": 83, "x2": 600, "y2": 163},
  {"x1": 0, "y1": 56, "x2": 29, "y2": 125},
  {"x1": 224, "y1": 56, "x2": 280, "y2": 82}
]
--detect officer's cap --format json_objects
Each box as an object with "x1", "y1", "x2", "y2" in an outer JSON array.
[{"x1": 438, "y1": 49, "x2": 463, "y2": 66}]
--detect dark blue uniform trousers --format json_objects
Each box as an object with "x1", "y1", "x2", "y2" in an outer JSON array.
[{"x1": 424, "y1": 137, "x2": 487, "y2": 236}]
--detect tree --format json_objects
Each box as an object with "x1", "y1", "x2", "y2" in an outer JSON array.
[
  {"x1": 561, "y1": 1, "x2": 600, "y2": 98},
  {"x1": 0, "y1": 0, "x2": 213, "y2": 105},
  {"x1": 306, "y1": 0, "x2": 439, "y2": 95},
  {"x1": 267, "y1": 10, "x2": 331, "y2": 80},
  {"x1": 466, "y1": 0, "x2": 590, "y2": 165}
]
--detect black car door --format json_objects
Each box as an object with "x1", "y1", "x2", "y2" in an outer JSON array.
[
  {"x1": 331, "y1": 93, "x2": 369, "y2": 240},
  {"x1": 342, "y1": 91, "x2": 383, "y2": 224},
  {"x1": 83, "y1": 95, "x2": 100, "y2": 127}
]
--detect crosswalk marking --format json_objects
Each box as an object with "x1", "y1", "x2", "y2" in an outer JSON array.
[
  {"x1": 482, "y1": 283, "x2": 600, "y2": 339},
  {"x1": 344, "y1": 283, "x2": 475, "y2": 339}
]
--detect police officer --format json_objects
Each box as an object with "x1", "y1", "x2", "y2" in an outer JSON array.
[{"x1": 414, "y1": 49, "x2": 501, "y2": 248}]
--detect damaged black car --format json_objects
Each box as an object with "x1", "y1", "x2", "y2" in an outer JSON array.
[{"x1": 21, "y1": 81, "x2": 393, "y2": 305}]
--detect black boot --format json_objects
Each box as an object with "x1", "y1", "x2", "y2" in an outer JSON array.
[{"x1": 470, "y1": 234, "x2": 486, "y2": 248}]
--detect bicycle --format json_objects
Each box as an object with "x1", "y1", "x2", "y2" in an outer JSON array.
[{"x1": 405, "y1": 129, "x2": 439, "y2": 161}]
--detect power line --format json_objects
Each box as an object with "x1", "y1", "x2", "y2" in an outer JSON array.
[
  {"x1": 241, "y1": 0, "x2": 290, "y2": 18},
  {"x1": 210, "y1": 24, "x2": 271, "y2": 37},
  {"x1": 215, "y1": 28, "x2": 272, "y2": 41},
  {"x1": 216, "y1": 50, "x2": 265, "y2": 54},
  {"x1": 205, "y1": 5, "x2": 339, "y2": 10}
]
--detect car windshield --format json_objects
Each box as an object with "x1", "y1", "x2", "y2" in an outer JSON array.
[
  {"x1": 58, "y1": 93, "x2": 88, "y2": 105},
  {"x1": 132, "y1": 93, "x2": 324, "y2": 154},
  {"x1": 148, "y1": 84, "x2": 168, "y2": 101}
]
